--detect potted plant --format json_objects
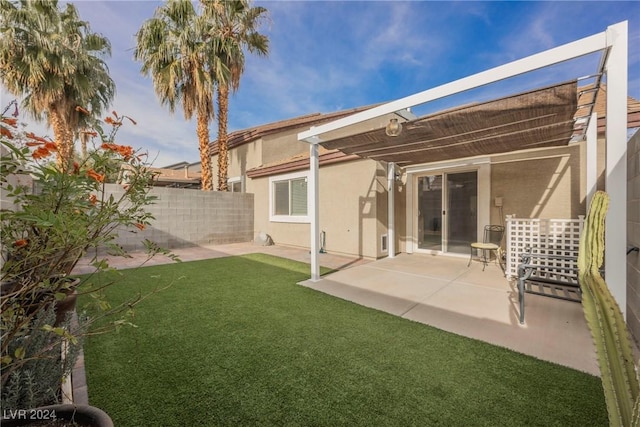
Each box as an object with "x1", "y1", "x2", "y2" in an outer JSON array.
[{"x1": 0, "y1": 102, "x2": 177, "y2": 424}]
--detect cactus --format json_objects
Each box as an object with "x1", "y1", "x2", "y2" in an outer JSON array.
[{"x1": 579, "y1": 191, "x2": 640, "y2": 427}]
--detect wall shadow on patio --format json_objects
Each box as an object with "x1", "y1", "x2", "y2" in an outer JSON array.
[{"x1": 301, "y1": 259, "x2": 598, "y2": 376}]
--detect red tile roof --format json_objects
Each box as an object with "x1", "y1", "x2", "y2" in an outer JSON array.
[
  {"x1": 576, "y1": 84, "x2": 640, "y2": 133},
  {"x1": 209, "y1": 104, "x2": 379, "y2": 156}
]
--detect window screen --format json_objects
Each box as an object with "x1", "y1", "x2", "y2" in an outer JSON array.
[
  {"x1": 273, "y1": 177, "x2": 308, "y2": 217},
  {"x1": 290, "y1": 178, "x2": 307, "y2": 215},
  {"x1": 274, "y1": 181, "x2": 289, "y2": 215},
  {"x1": 231, "y1": 181, "x2": 242, "y2": 193}
]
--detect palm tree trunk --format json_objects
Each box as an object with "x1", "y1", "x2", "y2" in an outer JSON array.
[
  {"x1": 63, "y1": 126, "x2": 74, "y2": 166},
  {"x1": 197, "y1": 109, "x2": 213, "y2": 191},
  {"x1": 49, "y1": 104, "x2": 71, "y2": 172},
  {"x1": 217, "y1": 84, "x2": 230, "y2": 192}
]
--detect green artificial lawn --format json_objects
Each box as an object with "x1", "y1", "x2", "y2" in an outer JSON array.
[{"x1": 82, "y1": 254, "x2": 607, "y2": 426}]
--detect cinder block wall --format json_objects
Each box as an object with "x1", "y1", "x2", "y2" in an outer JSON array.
[
  {"x1": 107, "y1": 184, "x2": 254, "y2": 251},
  {"x1": 626, "y1": 130, "x2": 640, "y2": 344},
  {"x1": 0, "y1": 173, "x2": 33, "y2": 211}
]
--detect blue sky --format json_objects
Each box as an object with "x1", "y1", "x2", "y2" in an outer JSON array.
[{"x1": 2, "y1": 1, "x2": 639, "y2": 167}]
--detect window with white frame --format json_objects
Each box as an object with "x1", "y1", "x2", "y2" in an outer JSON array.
[
  {"x1": 269, "y1": 171, "x2": 309, "y2": 223},
  {"x1": 228, "y1": 176, "x2": 244, "y2": 193}
]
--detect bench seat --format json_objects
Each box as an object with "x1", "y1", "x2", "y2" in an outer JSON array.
[{"x1": 516, "y1": 250, "x2": 581, "y2": 324}]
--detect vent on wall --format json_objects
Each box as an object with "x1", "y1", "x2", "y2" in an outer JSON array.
[{"x1": 381, "y1": 234, "x2": 388, "y2": 253}]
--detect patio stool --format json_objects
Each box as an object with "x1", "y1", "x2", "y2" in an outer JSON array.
[{"x1": 468, "y1": 225, "x2": 505, "y2": 271}]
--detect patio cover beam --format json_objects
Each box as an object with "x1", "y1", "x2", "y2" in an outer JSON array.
[{"x1": 298, "y1": 31, "x2": 607, "y2": 144}]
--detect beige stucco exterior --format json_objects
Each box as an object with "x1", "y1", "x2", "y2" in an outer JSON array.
[
  {"x1": 251, "y1": 159, "x2": 385, "y2": 258},
  {"x1": 489, "y1": 144, "x2": 586, "y2": 222},
  {"x1": 625, "y1": 130, "x2": 640, "y2": 345},
  {"x1": 209, "y1": 112, "x2": 407, "y2": 259},
  {"x1": 211, "y1": 138, "x2": 263, "y2": 189},
  {"x1": 490, "y1": 137, "x2": 608, "y2": 223},
  {"x1": 209, "y1": 110, "x2": 613, "y2": 260}
]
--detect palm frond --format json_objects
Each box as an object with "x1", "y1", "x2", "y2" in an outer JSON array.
[{"x1": 1, "y1": 0, "x2": 115, "y2": 163}]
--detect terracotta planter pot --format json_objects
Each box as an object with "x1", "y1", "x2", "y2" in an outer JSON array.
[{"x1": 1, "y1": 404, "x2": 113, "y2": 427}]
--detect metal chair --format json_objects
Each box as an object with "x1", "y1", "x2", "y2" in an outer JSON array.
[{"x1": 468, "y1": 225, "x2": 505, "y2": 270}]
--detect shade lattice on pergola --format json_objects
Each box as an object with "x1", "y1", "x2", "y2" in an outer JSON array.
[{"x1": 320, "y1": 81, "x2": 578, "y2": 166}]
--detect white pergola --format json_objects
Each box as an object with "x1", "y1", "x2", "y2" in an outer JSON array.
[{"x1": 298, "y1": 22, "x2": 628, "y2": 315}]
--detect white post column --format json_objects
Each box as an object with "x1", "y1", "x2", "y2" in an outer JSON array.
[
  {"x1": 605, "y1": 21, "x2": 628, "y2": 317},
  {"x1": 586, "y1": 112, "x2": 598, "y2": 208},
  {"x1": 309, "y1": 144, "x2": 320, "y2": 281},
  {"x1": 387, "y1": 162, "x2": 396, "y2": 258}
]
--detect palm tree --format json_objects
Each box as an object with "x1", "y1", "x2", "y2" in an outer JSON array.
[
  {"x1": 135, "y1": 0, "x2": 226, "y2": 191},
  {"x1": 0, "y1": 0, "x2": 115, "y2": 171},
  {"x1": 203, "y1": 0, "x2": 268, "y2": 191}
]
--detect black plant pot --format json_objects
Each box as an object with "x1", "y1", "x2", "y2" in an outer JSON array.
[
  {"x1": 1, "y1": 277, "x2": 80, "y2": 326},
  {"x1": 53, "y1": 288, "x2": 78, "y2": 327},
  {"x1": 1, "y1": 404, "x2": 113, "y2": 427}
]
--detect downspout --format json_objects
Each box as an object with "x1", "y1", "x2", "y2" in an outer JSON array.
[{"x1": 387, "y1": 162, "x2": 396, "y2": 258}]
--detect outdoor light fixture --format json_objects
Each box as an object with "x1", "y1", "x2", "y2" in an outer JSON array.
[{"x1": 385, "y1": 118, "x2": 402, "y2": 137}]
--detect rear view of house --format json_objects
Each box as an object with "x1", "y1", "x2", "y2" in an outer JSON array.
[{"x1": 210, "y1": 21, "x2": 638, "y2": 333}]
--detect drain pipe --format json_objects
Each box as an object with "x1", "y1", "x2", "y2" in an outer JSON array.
[{"x1": 387, "y1": 162, "x2": 396, "y2": 258}]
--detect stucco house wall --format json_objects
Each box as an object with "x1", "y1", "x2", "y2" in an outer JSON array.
[
  {"x1": 251, "y1": 144, "x2": 584, "y2": 259},
  {"x1": 211, "y1": 130, "x2": 616, "y2": 261},
  {"x1": 261, "y1": 129, "x2": 309, "y2": 166},
  {"x1": 211, "y1": 138, "x2": 263, "y2": 189},
  {"x1": 208, "y1": 108, "x2": 403, "y2": 259},
  {"x1": 212, "y1": 131, "x2": 598, "y2": 260},
  {"x1": 489, "y1": 144, "x2": 586, "y2": 224},
  {"x1": 251, "y1": 158, "x2": 384, "y2": 259},
  {"x1": 626, "y1": 130, "x2": 640, "y2": 344}
]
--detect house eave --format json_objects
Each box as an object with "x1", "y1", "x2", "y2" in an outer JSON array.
[{"x1": 246, "y1": 151, "x2": 360, "y2": 178}]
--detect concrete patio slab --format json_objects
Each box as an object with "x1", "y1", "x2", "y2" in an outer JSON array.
[
  {"x1": 72, "y1": 241, "x2": 370, "y2": 275},
  {"x1": 365, "y1": 253, "x2": 472, "y2": 281},
  {"x1": 301, "y1": 252, "x2": 598, "y2": 376},
  {"x1": 306, "y1": 277, "x2": 425, "y2": 316}
]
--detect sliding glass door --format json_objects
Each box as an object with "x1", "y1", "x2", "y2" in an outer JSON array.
[
  {"x1": 417, "y1": 175, "x2": 443, "y2": 251},
  {"x1": 417, "y1": 171, "x2": 477, "y2": 254},
  {"x1": 446, "y1": 171, "x2": 477, "y2": 253}
]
